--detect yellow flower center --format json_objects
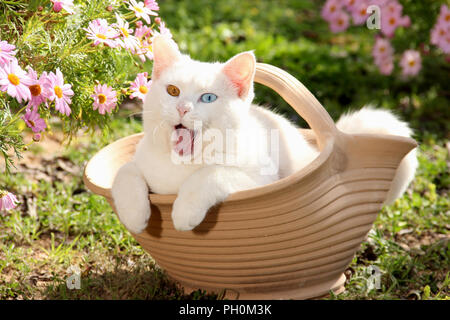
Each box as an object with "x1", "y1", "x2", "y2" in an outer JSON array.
[
  {"x1": 120, "y1": 28, "x2": 129, "y2": 38},
  {"x1": 446, "y1": 14, "x2": 450, "y2": 22},
  {"x1": 96, "y1": 33, "x2": 107, "y2": 40},
  {"x1": 8, "y1": 73, "x2": 20, "y2": 86},
  {"x1": 379, "y1": 46, "x2": 386, "y2": 53},
  {"x1": 134, "y1": 6, "x2": 143, "y2": 13},
  {"x1": 29, "y1": 84, "x2": 42, "y2": 96},
  {"x1": 0, "y1": 190, "x2": 7, "y2": 198},
  {"x1": 338, "y1": 18, "x2": 344, "y2": 26},
  {"x1": 98, "y1": 93, "x2": 107, "y2": 104},
  {"x1": 330, "y1": 5, "x2": 336, "y2": 12},
  {"x1": 54, "y1": 86, "x2": 63, "y2": 98},
  {"x1": 408, "y1": 60, "x2": 416, "y2": 67},
  {"x1": 139, "y1": 85, "x2": 148, "y2": 94},
  {"x1": 389, "y1": 17, "x2": 396, "y2": 25}
]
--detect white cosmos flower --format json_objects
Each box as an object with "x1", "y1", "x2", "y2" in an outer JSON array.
[
  {"x1": 113, "y1": 14, "x2": 140, "y2": 51},
  {"x1": 128, "y1": 0, "x2": 157, "y2": 24}
]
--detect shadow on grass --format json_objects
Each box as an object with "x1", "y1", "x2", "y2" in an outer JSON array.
[{"x1": 42, "y1": 267, "x2": 219, "y2": 300}]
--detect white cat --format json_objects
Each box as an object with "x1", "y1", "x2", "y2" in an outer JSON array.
[{"x1": 111, "y1": 35, "x2": 418, "y2": 233}]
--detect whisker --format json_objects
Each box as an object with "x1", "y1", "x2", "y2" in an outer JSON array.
[
  {"x1": 152, "y1": 119, "x2": 169, "y2": 144},
  {"x1": 126, "y1": 110, "x2": 156, "y2": 118}
]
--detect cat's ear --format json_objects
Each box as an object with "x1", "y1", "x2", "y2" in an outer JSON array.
[
  {"x1": 152, "y1": 35, "x2": 181, "y2": 80},
  {"x1": 222, "y1": 51, "x2": 256, "y2": 99}
]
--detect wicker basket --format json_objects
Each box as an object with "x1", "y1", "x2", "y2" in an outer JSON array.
[{"x1": 83, "y1": 63, "x2": 417, "y2": 299}]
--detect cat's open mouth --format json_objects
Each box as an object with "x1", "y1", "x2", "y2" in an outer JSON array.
[{"x1": 173, "y1": 124, "x2": 196, "y2": 156}]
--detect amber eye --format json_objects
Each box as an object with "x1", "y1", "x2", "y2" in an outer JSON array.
[{"x1": 167, "y1": 85, "x2": 180, "y2": 97}]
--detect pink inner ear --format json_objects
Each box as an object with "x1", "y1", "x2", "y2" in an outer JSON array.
[
  {"x1": 152, "y1": 36, "x2": 181, "y2": 80},
  {"x1": 223, "y1": 53, "x2": 255, "y2": 98},
  {"x1": 153, "y1": 59, "x2": 173, "y2": 80}
]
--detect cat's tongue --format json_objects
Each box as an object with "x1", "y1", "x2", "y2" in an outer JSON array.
[{"x1": 173, "y1": 124, "x2": 195, "y2": 156}]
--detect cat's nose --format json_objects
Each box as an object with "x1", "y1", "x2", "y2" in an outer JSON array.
[{"x1": 176, "y1": 103, "x2": 192, "y2": 118}]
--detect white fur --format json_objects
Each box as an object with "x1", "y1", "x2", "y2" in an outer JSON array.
[
  {"x1": 112, "y1": 37, "x2": 417, "y2": 233},
  {"x1": 336, "y1": 106, "x2": 418, "y2": 205}
]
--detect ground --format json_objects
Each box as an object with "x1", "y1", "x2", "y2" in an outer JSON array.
[{"x1": 0, "y1": 107, "x2": 448, "y2": 300}]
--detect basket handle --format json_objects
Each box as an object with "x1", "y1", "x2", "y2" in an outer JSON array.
[{"x1": 254, "y1": 63, "x2": 338, "y2": 150}]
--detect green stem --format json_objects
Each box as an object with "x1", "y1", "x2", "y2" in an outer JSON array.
[{"x1": 8, "y1": 105, "x2": 28, "y2": 126}]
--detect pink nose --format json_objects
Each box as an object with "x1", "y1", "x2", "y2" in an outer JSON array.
[{"x1": 176, "y1": 104, "x2": 191, "y2": 118}]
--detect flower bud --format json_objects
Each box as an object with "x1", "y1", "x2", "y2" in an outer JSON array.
[
  {"x1": 400, "y1": 16, "x2": 411, "y2": 28},
  {"x1": 33, "y1": 133, "x2": 41, "y2": 142},
  {"x1": 53, "y1": 2, "x2": 63, "y2": 13},
  {"x1": 155, "y1": 17, "x2": 161, "y2": 24}
]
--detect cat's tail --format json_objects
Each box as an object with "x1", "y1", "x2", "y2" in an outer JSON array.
[{"x1": 336, "y1": 106, "x2": 418, "y2": 205}]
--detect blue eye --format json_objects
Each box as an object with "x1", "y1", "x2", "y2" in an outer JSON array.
[{"x1": 200, "y1": 93, "x2": 217, "y2": 103}]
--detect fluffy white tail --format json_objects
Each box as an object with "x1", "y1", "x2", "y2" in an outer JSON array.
[{"x1": 336, "y1": 106, "x2": 418, "y2": 205}]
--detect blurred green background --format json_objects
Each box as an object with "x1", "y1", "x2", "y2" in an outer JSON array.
[{"x1": 157, "y1": 0, "x2": 449, "y2": 137}]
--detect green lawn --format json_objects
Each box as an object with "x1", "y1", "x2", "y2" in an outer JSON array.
[{"x1": 0, "y1": 114, "x2": 448, "y2": 300}]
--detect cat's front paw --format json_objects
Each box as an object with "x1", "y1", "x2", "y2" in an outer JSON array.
[
  {"x1": 111, "y1": 161, "x2": 151, "y2": 234},
  {"x1": 171, "y1": 197, "x2": 207, "y2": 231},
  {"x1": 117, "y1": 203, "x2": 150, "y2": 234}
]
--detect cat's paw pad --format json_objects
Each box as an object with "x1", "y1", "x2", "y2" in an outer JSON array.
[{"x1": 171, "y1": 198, "x2": 206, "y2": 231}]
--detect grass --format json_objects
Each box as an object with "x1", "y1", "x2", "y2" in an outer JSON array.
[{"x1": 0, "y1": 113, "x2": 448, "y2": 300}]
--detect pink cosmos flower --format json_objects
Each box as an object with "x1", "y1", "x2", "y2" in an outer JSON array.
[
  {"x1": 0, "y1": 40, "x2": 16, "y2": 66},
  {"x1": 91, "y1": 84, "x2": 117, "y2": 114},
  {"x1": 372, "y1": 37, "x2": 394, "y2": 65},
  {"x1": 321, "y1": 0, "x2": 343, "y2": 22},
  {"x1": 84, "y1": 19, "x2": 119, "y2": 47},
  {"x1": 128, "y1": 0, "x2": 157, "y2": 24},
  {"x1": 384, "y1": 0, "x2": 403, "y2": 16},
  {"x1": 0, "y1": 190, "x2": 19, "y2": 212},
  {"x1": 378, "y1": 57, "x2": 394, "y2": 75},
  {"x1": 400, "y1": 50, "x2": 422, "y2": 77},
  {"x1": 158, "y1": 21, "x2": 172, "y2": 39},
  {"x1": 130, "y1": 72, "x2": 151, "y2": 101},
  {"x1": 343, "y1": 0, "x2": 358, "y2": 11},
  {"x1": 351, "y1": 1, "x2": 369, "y2": 25},
  {"x1": 430, "y1": 22, "x2": 447, "y2": 46},
  {"x1": 113, "y1": 14, "x2": 140, "y2": 51},
  {"x1": 372, "y1": 37, "x2": 394, "y2": 75},
  {"x1": 46, "y1": 69, "x2": 74, "y2": 116},
  {"x1": 381, "y1": 10, "x2": 401, "y2": 37},
  {"x1": 133, "y1": 35, "x2": 154, "y2": 62},
  {"x1": 329, "y1": 10, "x2": 350, "y2": 33},
  {"x1": 371, "y1": 0, "x2": 389, "y2": 7},
  {"x1": 0, "y1": 60, "x2": 33, "y2": 103},
  {"x1": 26, "y1": 67, "x2": 49, "y2": 108},
  {"x1": 22, "y1": 107, "x2": 47, "y2": 133},
  {"x1": 144, "y1": 0, "x2": 159, "y2": 11},
  {"x1": 431, "y1": 5, "x2": 450, "y2": 54},
  {"x1": 135, "y1": 24, "x2": 153, "y2": 39},
  {"x1": 380, "y1": 1, "x2": 410, "y2": 38},
  {"x1": 437, "y1": 4, "x2": 450, "y2": 26},
  {"x1": 51, "y1": 0, "x2": 74, "y2": 14}
]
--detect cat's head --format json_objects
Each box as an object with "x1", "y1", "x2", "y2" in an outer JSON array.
[{"x1": 143, "y1": 35, "x2": 256, "y2": 136}]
